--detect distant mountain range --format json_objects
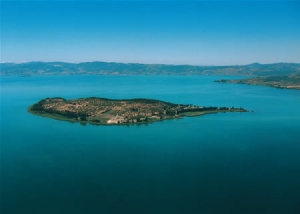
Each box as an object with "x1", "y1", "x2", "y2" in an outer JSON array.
[{"x1": 1, "y1": 61, "x2": 300, "y2": 76}]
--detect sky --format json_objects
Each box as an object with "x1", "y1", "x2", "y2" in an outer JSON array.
[{"x1": 1, "y1": 1, "x2": 300, "y2": 65}]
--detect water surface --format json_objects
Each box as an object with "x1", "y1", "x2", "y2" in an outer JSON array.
[{"x1": 1, "y1": 75, "x2": 300, "y2": 214}]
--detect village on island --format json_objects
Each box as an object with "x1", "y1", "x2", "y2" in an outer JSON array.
[
  {"x1": 107, "y1": 114, "x2": 152, "y2": 124},
  {"x1": 106, "y1": 109, "x2": 182, "y2": 124}
]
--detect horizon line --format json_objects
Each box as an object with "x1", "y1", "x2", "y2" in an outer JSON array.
[{"x1": 1, "y1": 60, "x2": 300, "y2": 67}]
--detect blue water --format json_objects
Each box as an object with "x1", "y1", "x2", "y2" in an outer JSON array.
[{"x1": 1, "y1": 75, "x2": 300, "y2": 214}]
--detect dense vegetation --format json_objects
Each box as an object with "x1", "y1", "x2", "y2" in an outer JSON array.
[{"x1": 31, "y1": 98, "x2": 89, "y2": 121}]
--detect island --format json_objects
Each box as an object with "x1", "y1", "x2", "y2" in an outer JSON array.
[
  {"x1": 28, "y1": 97, "x2": 248, "y2": 125},
  {"x1": 215, "y1": 75, "x2": 300, "y2": 90}
]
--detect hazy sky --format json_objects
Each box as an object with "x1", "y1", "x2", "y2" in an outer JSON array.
[{"x1": 1, "y1": 1, "x2": 300, "y2": 65}]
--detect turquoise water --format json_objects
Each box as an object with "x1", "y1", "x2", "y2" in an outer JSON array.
[{"x1": 1, "y1": 75, "x2": 300, "y2": 214}]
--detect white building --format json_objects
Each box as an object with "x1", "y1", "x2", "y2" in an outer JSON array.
[{"x1": 107, "y1": 115, "x2": 125, "y2": 124}]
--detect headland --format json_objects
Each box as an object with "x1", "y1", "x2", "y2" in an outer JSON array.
[{"x1": 215, "y1": 75, "x2": 300, "y2": 90}]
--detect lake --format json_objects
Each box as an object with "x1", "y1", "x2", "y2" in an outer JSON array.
[{"x1": 1, "y1": 75, "x2": 300, "y2": 214}]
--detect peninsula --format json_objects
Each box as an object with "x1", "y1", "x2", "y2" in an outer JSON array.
[
  {"x1": 214, "y1": 75, "x2": 300, "y2": 90},
  {"x1": 28, "y1": 97, "x2": 247, "y2": 125}
]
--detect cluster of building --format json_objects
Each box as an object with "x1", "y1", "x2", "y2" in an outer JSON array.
[{"x1": 107, "y1": 115, "x2": 148, "y2": 124}]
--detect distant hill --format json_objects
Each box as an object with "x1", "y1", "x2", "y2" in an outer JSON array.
[{"x1": 1, "y1": 61, "x2": 300, "y2": 76}]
